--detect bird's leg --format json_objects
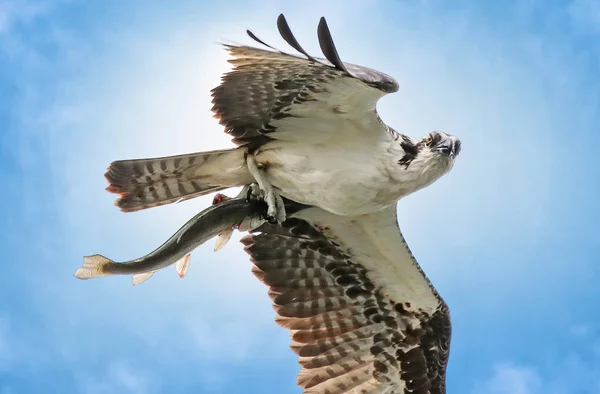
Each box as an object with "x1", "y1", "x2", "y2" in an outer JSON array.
[
  {"x1": 244, "y1": 182, "x2": 261, "y2": 201},
  {"x1": 211, "y1": 185, "x2": 267, "y2": 251},
  {"x1": 246, "y1": 155, "x2": 286, "y2": 224},
  {"x1": 275, "y1": 193, "x2": 286, "y2": 224}
]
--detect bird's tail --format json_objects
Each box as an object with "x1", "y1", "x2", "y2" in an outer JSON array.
[{"x1": 105, "y1": 148, "x2": 252, "y2": 212}]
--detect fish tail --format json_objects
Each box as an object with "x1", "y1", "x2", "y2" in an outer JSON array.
[{"x1": 74, "y1": 254, "x2": 114, "y2": 280}]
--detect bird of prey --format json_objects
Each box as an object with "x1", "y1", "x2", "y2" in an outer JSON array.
[{"x1": 104, "y1": 14, "x2": 460, "y2": 394}]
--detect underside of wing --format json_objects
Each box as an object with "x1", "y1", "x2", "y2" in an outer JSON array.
[
  {"x1": 212, "y1": 14, "x2": 399, "y2": 148},
  {"x1": 242, "y1": 205, "x2": 451, "y2": 394}
]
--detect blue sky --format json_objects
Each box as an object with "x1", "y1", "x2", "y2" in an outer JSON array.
[{"x1": 1, "y1": 0, "x2": 599, "y2": 393}]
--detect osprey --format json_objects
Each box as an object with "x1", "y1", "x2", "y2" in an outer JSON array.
[{"x1": 105, "y1": 14, "x2": 460, "y2": 394}]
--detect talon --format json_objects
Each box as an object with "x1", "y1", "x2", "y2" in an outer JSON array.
[
  {"x1": 275, "y1": 194, "x2": 286, "y2": 224},
  {"x1": 245, "y1": 183, "x2": 261, "y2": 203},
  {"x1": 245, "y1": 187, "x2": 253, "y2": 203},
  {"x1": 243, "y1": 183, "x2": 269, "y2": 221},
  {"x1": 246, "y1": 155, "x2": 287, "y2": 225}
]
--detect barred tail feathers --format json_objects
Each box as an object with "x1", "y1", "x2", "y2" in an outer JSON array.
[{"x1": 105, "y1": 148, "x2": 251, "y2": 212}]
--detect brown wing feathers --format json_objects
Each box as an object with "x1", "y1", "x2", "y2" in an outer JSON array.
[
  {"x1": 103, "y1": 14, "x2": 399, "y2": 212},
  {"x1": 101, "y1": 14, "x2": 449, "y2": 392},
  {"x1": 105, "y1": 14, "x2": 398, "y2": 212},
  {"x1": 211, "y1": 14, "x2": 399, "y2": 147},
  {"x1": 211, "y1": 46, "x2": 339, "y2": 147},
  {"x1": 242, "y1": 217, "x2": 450, "y2": 393}
]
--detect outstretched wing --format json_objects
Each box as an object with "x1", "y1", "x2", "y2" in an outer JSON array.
[
  {"x1": 212, "y1": 14, "x2": 399, "y2": 148},
  {"x1": 243, "y1": 205, "x2": 451, "y2": 394}
]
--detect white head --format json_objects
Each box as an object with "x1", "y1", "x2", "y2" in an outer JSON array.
[{"x1": 391, "y1": 131, "x2": 461, "y2": 193}]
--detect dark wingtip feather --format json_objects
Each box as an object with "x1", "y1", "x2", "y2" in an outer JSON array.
[
  {"x1": 246, "y1": 29, "x2": 278, "y2": 51},
  {"x1": 277, "y1": 14, "x2": 315, "y2": 61},
  {"x1": 317, "y1": 17, "x2": 348, "y2": 73}
]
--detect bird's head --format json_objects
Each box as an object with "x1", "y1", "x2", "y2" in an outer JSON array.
[
  {"x1": 420, "y1": 130, "x2": 461, "y2": 162},
  {"x1": 392, "y1": 131, "x2": 461, "y2": 190}
]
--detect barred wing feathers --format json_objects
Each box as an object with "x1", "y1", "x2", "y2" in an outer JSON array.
[
  {"x1": 212, "y1": 14, "x2": 399, "y2": 148},
  {"x1": 103, "y1": 15, "x2": 399, "y2": 212},
  {"x1": 243, "y1": 206, "x2": 451, "y2": 394}
]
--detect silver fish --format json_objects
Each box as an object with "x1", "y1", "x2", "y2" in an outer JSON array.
[
  {"x1": 131, "y1": 253, "x2": 191, "y2": 286},
  {"x1": 131, "y1": 193, "x2": 235, "y2": 285},
  {"x1": 74, "y1": 186, "x2": 265, "y2": 280},
  {"x1": 211, "y1": 193, "x2": 235, "y2": 252}
]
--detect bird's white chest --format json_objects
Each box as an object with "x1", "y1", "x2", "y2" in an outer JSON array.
[{"x1": 256, "y1": 142, "x2": 397, "y2": 216}]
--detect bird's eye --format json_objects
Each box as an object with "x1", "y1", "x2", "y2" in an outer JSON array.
[{"x1": 424, "y1": 136, "x2": 433, "y2": 145}]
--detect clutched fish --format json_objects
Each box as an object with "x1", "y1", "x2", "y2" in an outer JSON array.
[
  {"x1": 131, "y1": 253, "x2": 191, "y2": 286},
  {"x1": 74, "y1": 185, "x2": 266, "y2": 282},
  {"x1": 129, "y1": 193, "x2": 233, "y2": 285},
  {"x1": 211, "y1": 192, "x2": 235, "y2": 252}
]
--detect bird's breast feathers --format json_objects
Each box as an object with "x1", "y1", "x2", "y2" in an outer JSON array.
[{"x1": 255, "y1": 138, "x2": 428, "y2": 216}]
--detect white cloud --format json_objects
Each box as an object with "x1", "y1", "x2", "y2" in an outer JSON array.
[
  {"x1": 17, "y1": 1, "x2": 388, "y2": 304},
  {"x1": 477, "y1": 332, "x2": 600, "y2": 394},
  {"x1": 77, "y1": 360, "x2": 152, "y2": 394},
  {"x1": 109, "y1": 362, "x2": 151, "y2": 394},
  {"x1": 474, "y1": 364, "x2": 541, "y2": 394},
  {"x1": 8, "y1": 3, "x2": 382, "y2": 384},
  {"x1": 7, "y1": 1, "x2": 599, "y2": 392}
]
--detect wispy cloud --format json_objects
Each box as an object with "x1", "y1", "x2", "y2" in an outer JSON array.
[
  {"x1": 2, "y1": 1, "x2": 599, "y2": 393},
  {"x1": 76, "y1": 360, "x2": 152, "y2": 394},
  {"x1": 474, "y1": 364, "x2": 541, "y2": 394},
  {"x1": 476, "y1": 324, "x2": 600, "y2": 394}
]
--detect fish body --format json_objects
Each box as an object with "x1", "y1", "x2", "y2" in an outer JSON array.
[
  {"x1": 129, "y1": 193, "x2": 233, "y2": 285},
  {"x1": 131, "y1": 253, "x2": 191, "y2": 285},
  {"x1": 74, "y1": 188, "x2": 265, "y2": 280},
  {"x1": 212, "y1": 193, "x2": 235, "y2": 252}
]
